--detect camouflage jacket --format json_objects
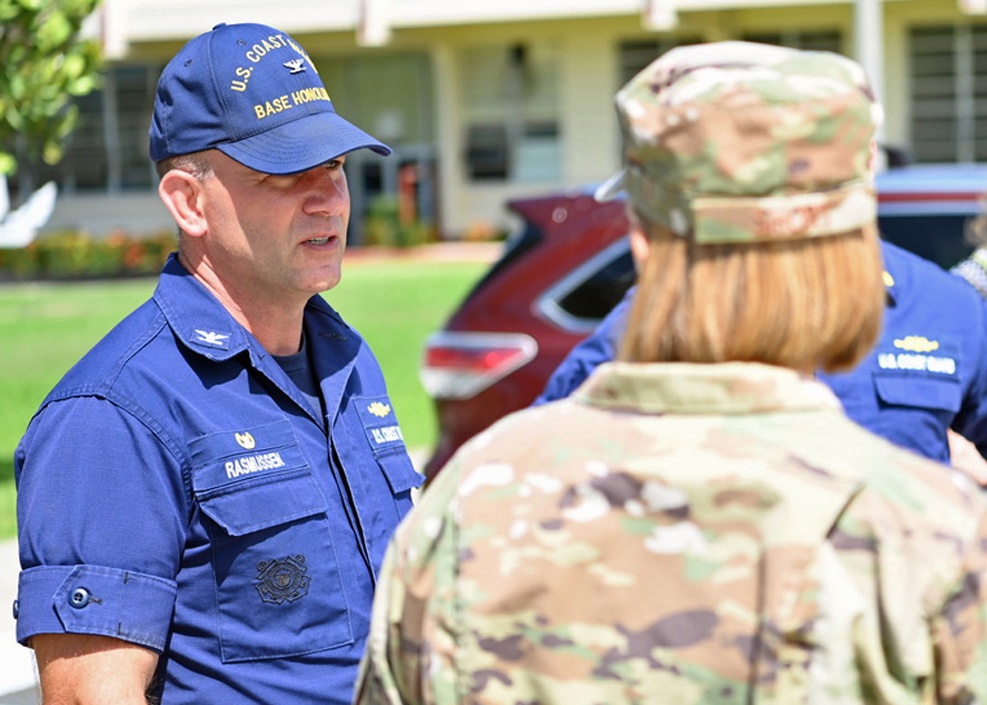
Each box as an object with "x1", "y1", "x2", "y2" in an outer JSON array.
[{"x1": 355, "y1": 362, "x2": 987, "y2": 705}]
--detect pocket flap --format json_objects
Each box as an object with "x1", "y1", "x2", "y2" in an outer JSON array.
[
  {"x1": 874, "y1": 374, "x2": 961, "y2": 413},
  {"x1": 376, "y1": 452, "x2": 424, "y2": 495},
  {"x1": 196, "y1": 468, "x2": 328, "y2": 536},
  {"x1": 190, "y1": 420, "x2": 328, "y2": 536}
]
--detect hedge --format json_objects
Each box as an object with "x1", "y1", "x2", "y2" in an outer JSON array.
[{"x1": 0, "y1": 230, "x2": 176, "y2": 280}]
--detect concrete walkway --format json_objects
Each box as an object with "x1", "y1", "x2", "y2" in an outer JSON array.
[{"x1": 0, "y1": 539, "x2": 38, "y2": 704}]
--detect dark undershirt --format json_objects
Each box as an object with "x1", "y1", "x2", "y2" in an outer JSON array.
[{"x1": 272, "y1": 336, "x2": 323, "y2": 420}]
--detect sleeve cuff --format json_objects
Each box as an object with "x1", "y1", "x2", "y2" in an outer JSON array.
[{"x1": 16, "y1": 565, "x2": 177, "y2": 652}]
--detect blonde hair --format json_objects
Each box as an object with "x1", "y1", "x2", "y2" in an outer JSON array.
[{"x1": 619, "y1": 211, "x2": 885, "y2": 373}]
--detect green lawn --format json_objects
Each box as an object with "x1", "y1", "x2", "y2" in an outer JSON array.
[
  {"x1": 330, "y1": 259, "x2": 487, "y2": 449},
  {"x1": 0, "y1": 259, "x2": 486, "y2": 539}
]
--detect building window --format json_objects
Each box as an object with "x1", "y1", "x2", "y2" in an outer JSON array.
[
  {"x1": 38, "y1": 63, "x2": 158, "y2": 193},
  {"x1": 620, "y1": 32, "x2": 840, "y2": 87},
  {"x1": 461, "y1": 43, "x2": 561, "y2": 183},
  {"x1": 909, "y1": 25, "x2": 987, "y2": 163},
  {"x1": 619, "y1": 38, "x2": 702, "y2": 86},
  {"x1": 48, "y1": 89, "x2": 107, "y2": 191},
  {"x1": 740, "y1": 30, "x2": 842, "y2": 54},
  {"x1": 114, "y1": 65, "x2": 159, "y2": 190}
]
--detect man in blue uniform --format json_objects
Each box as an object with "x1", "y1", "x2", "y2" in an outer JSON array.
[
  {"x1": 14, "y1": 23, "x2": 422, "y2": 704},
  {"x1": 537, "y1": 238, "x2": 987, "y2": 467}
]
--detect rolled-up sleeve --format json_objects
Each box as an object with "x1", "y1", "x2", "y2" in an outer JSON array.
[
  {"x1": 15, "y1": 395, "x2": 189, "y2": 651},
  {"x1": 16, "y1": 565, "x2": 177, "y2": 651}
]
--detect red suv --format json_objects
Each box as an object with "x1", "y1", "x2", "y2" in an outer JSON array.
[{"x1": 419, "y1": 163, "x2": 987, "y2": 479}]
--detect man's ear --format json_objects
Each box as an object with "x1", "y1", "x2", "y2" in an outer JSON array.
[{"x1": 158, "y1": 170, "x2": 207, "y2": 237}]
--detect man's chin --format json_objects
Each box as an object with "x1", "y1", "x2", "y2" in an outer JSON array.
[{"x1": 306, "y1": 270, "x2": 343, "y2": 295}]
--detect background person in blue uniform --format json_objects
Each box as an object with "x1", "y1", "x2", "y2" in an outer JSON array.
[
  {"x1": 14, "y1": 23, "x2": 422, "y2": 705},
  {"x1": 537, "y1": 238, "x2": 987, "y2": 471}
]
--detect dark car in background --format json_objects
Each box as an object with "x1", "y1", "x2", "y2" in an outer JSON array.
[{"x1": 419, "y1": 163, "x2": 987, "y2": 478}]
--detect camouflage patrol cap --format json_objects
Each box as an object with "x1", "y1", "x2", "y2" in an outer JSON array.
[{"x1": 596, "y1": 41, "x2": 883, "y2": 244}]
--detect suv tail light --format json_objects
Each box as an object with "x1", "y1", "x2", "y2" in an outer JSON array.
[{"x1": 420, "y1": 331, "x2": 538, "y2": 400}]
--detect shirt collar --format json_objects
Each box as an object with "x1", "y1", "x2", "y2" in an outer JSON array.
[
  {"x1": 152, "y1": 255, "x2": 251, "y2": 361},
  {"x1": 151, "y1": 254, "x2": 351, "y2": 364}
]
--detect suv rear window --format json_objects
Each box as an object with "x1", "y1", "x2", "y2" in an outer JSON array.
[{"x1": 555, "y1": 248, "x2": 635, "y2": 321}]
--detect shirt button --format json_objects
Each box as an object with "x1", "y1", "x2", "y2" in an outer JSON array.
[
  {"x1": 69, "y1": 588, "x2": 92, "y2": 609},
  {"x1": 11, "y1": 600, "x2": 18, "y2": 619}
]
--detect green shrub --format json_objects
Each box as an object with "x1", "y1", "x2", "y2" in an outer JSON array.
[
  {"x1": 363, "y1": 194, "x2": 436, "y2": 248},
  {"x1": 0, "y1": 229, "x2": 176, "y2": 280}
]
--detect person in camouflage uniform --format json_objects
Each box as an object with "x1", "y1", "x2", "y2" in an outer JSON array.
[{"x1": 354, "y1": 42, "x2": 987, "y2": 704}]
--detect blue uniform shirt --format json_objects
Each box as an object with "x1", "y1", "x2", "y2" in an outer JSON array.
[
  {"x1": 15, "y1": 255, "x2": 423, "y2": 704},
  {"x1": 536, "y1": 240, "x2": 987, "y2": 464}
]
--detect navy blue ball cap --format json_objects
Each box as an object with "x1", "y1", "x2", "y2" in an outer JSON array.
[{"x1": 149, "y1": 22, "x2": 391, "y2": 174}]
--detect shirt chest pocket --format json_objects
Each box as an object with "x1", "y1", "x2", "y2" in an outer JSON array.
[
  {"x1": 872, "y1": 339, "x2": 962, "y2": 413},
  {"x1": 190, "y1": 420, "x2": 354, "y2": 663},
  {"x1": 873, "y1": 373, "x2": 962, "y2": 413}
]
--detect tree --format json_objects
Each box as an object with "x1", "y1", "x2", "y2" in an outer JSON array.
[{"x1": 0, "y1": 0, "x2": 102, "y2": 195}]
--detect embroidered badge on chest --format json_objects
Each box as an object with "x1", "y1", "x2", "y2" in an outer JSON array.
[{"x1": 254, "y1": 554, "x2": 310, "y2": 604}]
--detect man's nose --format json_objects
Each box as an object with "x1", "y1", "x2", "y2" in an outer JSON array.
[{"x1": 302, "y1": 166, "x2": 348, "y2": 214}]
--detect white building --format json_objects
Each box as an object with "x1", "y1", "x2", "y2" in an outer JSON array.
[{"x1": 39, "y1": 0, "x2": 987, "y2": 242}]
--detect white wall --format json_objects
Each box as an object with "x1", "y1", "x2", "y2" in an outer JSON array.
[{"x1": 78, "y1": 0, "x2": 984, "y2": 240}]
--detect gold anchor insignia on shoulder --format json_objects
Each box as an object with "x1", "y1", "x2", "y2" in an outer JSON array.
[
  {"x1": 893, "y1": 335, "x2": 939, "y2": 353},
  {"x1": 367, "y1": 401, "x2": 391, "y2": 418},
  {"x1": 235, "y1": 432, "x2": 256, "y2": 450}
]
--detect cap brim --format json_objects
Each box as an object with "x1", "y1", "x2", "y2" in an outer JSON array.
[
  {"x1": 594, "y1": 169, "x2": 626, "y2": 202},
  {"x1": 219, "y1": 111, "x2": 392, "y2": 175}
]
